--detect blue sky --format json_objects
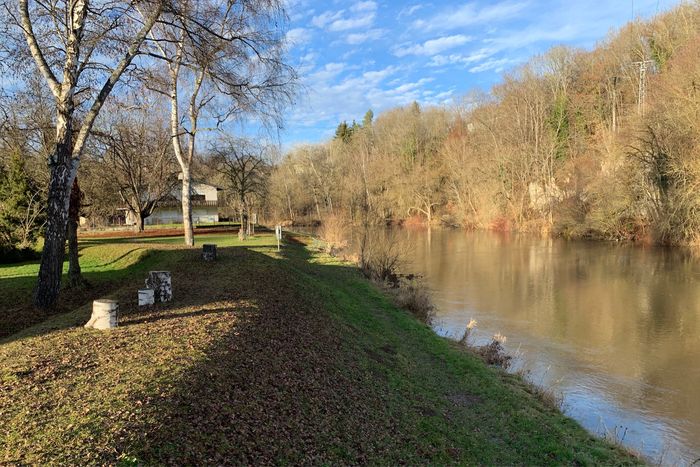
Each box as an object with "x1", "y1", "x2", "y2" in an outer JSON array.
[{"x1": 281, "y1": 0, "x2": 678, "y2": 147}]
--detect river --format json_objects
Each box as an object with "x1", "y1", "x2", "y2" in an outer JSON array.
[{"x1": 325, "y1": 227, "x2": 700, "y2": 464}]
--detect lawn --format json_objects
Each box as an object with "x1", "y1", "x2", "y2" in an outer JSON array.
[
  {"x1": 0, "y1": 232, "x2": 641, "y2": 464},
  {"x1": 0, "y1": 231, "x2": 256, "y2": 339}
]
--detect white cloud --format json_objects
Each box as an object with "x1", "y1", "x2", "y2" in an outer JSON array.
[
  {"x1": 399, "y1": 4, "x2": 424, "y2": 18},
  {"x1": 328, "y1": 12, "x2": 376, "y2": 31},
  {"x1": 393, "y1": 35, "x2": 472, "y2": 57},
  {"x1": 311, "y1": 3, "x2": 377, "y2": 32},
  {"x1": 286, "y1": 28, "x2": 312, "y2": 46},
  {"x1": 311, "y1": 10, "x2": 342, "y2": 28},
  {"x1": 413, "y1": 1, "x2": 528, "y2": 31},
  {"x1": 429, "y1": 48, "x2": 496, "y2": 67},
  {"x1": 345, "y1": 29, "x2": 385, "y2": 44},
  {"x1": 351, "y1": 1, "x2": 377, "y2": 13},
  {"x1": 289, "y1": 63, "x2": 438, "y2": 130},
  {"x1": 469, "y1": 57, "x2": 520, "y2": 73}
]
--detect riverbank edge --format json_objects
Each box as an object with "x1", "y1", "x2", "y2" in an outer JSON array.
[
  {"x1": 293, "y1": 230, "x2": 648, "y2": 462},
  {"x1": 1, "y1": 233, "x2": 642, "y2": 464},
  {"x1": 285, "y1": 232, "x2": 643, "y2": 464}
]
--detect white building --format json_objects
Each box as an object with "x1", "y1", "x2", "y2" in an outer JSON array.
[{"x1": 126, "y1": 181, "x2": 224, "y2": 226}]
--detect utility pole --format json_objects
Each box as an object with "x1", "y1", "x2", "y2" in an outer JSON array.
[{"x1": 632, "y1": 59, "x2": 654, "y2": 116}]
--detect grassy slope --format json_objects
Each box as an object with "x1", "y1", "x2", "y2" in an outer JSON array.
[{"x1": 0, "y1": 233, "x2": 640, "y2": 465}]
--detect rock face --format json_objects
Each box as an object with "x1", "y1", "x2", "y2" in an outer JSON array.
[
  {"x1": 138, "y1": 288, "x2": 155, "y2": 306},
  {"x1": 85, "y1": 299, "x2": 119, "y2": 330},
  {"x1": 145, "y1": 271, "x2": 172, "y2": 302},
  {"x1": 202, "y1": 244, "x2": 217, "y2": 261}
]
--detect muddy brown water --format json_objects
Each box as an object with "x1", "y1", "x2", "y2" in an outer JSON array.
[{"x1": 301, "y1": 227, "x2": 700, "y2": 464}]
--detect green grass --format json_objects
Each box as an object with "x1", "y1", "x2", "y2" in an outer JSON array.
[{"x1": 0, "y1": 233, "x2": 641, "y2": 464}]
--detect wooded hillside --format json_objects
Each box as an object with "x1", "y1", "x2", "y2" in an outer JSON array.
[{"x1": 269, "y1": 3, "x2": 700, "y2": 245}]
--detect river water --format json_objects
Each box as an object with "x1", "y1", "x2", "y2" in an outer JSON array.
[{"x1": 338, "y1": 228, "x2": 700, "y2": 464}]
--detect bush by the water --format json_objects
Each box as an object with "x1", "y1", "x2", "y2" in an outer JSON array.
[{"x1": 384, "y1": 277, "x2": 434, "y2": 324}]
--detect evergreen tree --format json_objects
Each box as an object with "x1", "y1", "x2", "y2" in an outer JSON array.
[
  {"x1": 362, "y1": 109, "x2": 374, "y2": 128},
  {"x1": 335, "y1": 121, "x2": 352, "y2": 143},
  {"x1": 0, "y1": 150, "x2": 44, "y2": 250}
]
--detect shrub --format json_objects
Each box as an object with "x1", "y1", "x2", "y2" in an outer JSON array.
[
  {"x1": 385, "y1": 278, "x2": 434, "y2": 324},
  {"x1": 475, "y1": 334, "x2": 512, "y2": 369},
  {"x1": 359, "y1": 231, "x2": 404, "y2": 284},
  {"x1": 318, "y1": 214, "x2": 349, "y2": 254}
]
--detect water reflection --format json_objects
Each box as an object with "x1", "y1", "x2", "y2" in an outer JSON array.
[{"x1": 395, "y1": 229, "x2": 700, "y2": 464}]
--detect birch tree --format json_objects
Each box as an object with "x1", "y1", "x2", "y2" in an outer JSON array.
[
  {"x1": 142, "y1": 0, "x2": 295, "y2": 246},
  {"x1": 3, "y1": 0, "x2": 165, "y2": 308}
]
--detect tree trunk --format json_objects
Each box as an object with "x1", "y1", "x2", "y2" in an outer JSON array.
[
  {"x1": 67, "y1": 177, "x2": 86, "y2": 289},
  {"x1": 134, "y1": 211, "x2": 145, "y2": 232},
  {"x1": 181, "y1": 168, "x2": 194, "y2": 246},
  {"x1": 34, "y1": 157, "x2": 76, "y2": 308},
  {"x1": 238, "y1": 197, "x2": 248, "y2": 240}
]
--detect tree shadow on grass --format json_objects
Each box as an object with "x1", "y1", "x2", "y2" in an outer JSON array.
[
  {"x1": 0, "y1": 249, "x2": 181, "y2": 343},
  {"x1": 107, "y1": 244, "x2": 410, "y2": 465}
]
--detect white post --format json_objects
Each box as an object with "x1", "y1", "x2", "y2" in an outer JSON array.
[
  {"x1": 138, "y1": 288, "x2": 155, "y2": 306},
  {"x1": 85, "y1": 299, "x2": 119, "y2": 330},
  {"x1": 275, "y1": 225, "x2": 282, "y2": 251}
]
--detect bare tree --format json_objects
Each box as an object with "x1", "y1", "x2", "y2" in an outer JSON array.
[
  {"x1": 96, "y1": 100, "x2": 178, "y2": 232},
  {"x1": 211, "y1": 137, "x2": 270, "y2": 237},
  {"x1": 141, "y1": 0, "x2": 296, "y2": 246},
  {"x1": 2, "y1": 0, "x2": 165, "y2": 308}
]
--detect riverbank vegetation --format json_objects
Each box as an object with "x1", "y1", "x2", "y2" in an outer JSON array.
[
  {"x1": 0, "y1": 232, "x2": 639, "y2": 464},
  {"x1": 268, "y1": 3, "x2": 700, "y2": 246}
]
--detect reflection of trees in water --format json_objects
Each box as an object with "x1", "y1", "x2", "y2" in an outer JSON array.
[{"x1": 392, "y1": 228, "x2": 700, "y2": 446}]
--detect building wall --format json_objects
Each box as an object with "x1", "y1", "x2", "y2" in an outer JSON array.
[
  {"x1": 144, "y1": 206, "x2": 219, "y2": 225},
  {"x1": 123, "y1": 183, "x2": 221, "y2": 226},
  {"x1": 194, "y1": 183, "x2": 219, "y2": 201}
]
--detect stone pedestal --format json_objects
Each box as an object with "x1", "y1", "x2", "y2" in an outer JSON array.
[
  {"x1": 145, "y1": 271, "x2": 172, "y2": 303},
  {"x1": 202, "y1": 244, "x2": 217, "y2": 261},
  {"x1": 85, "y1": 299, "x2": 119, "y2": 330},
  {"x1": 138, "y1": 288, "x2": 155, "y2": 306}
]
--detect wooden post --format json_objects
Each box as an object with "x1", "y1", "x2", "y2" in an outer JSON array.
[
  {"x1": 202, "y1": 244, "x2": 217, "y2": 261},
  {"x1": 85, "y1": 299, "x2": 119, "y2": 330}
]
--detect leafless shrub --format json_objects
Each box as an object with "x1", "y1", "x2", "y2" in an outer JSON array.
[
  {"x1": 359, "y1": 231, "x2": 405, "y2": 284},
  {"x1": 385, "y1": 278, "x2": 435, "y2": 324},
  {"x1": 475, "y1": 333, "x2": 512, "y2": 369},
  {"x1": 319, "y1": 214, "x2": 349, "y2": 254}
]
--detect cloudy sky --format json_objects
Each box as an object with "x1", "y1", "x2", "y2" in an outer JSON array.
[{"x1": 281, "y1": 0, "x2": 676, "y2": 146}]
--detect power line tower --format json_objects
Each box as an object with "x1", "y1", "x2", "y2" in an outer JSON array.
[{"x1": 632, "y1": 59, "x2": 654, "y2": 116}]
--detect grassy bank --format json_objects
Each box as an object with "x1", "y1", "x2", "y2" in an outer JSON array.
[{"x1": 0, "y1": 232, "x2": 640, "y2": 464}]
